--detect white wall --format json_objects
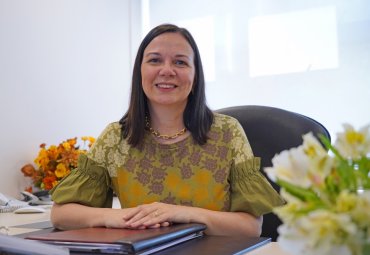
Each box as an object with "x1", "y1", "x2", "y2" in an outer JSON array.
[
  {"x1": 141, "y1": 0, "x2": 370, "y2": 142},
  {"x1": 1, "y1": 0, "x2": 369, "y2": 197},
  {"x1": 0, "y1": 0, "x2": 132, "y2": 197}
]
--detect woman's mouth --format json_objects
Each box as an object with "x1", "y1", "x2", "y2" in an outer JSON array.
[{"x1": 155, "y1": 83, "x2": 177, "y2": 89}]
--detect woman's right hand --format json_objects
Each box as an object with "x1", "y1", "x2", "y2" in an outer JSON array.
[{"x1": 51, "y1": 202, "x2": 171, "y2": 230}]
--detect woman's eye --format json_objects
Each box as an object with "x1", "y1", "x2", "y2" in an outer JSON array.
[
  {"x1": 175, "y1": 60, "x2": 187, "y2": 66},
  {"x1": 148, "y1": 58, "x2": 160, "y2": 63}
]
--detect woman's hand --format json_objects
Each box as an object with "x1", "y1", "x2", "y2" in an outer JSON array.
[
  {"x1": 51, "y1": 203, "x2": 170, "y2": 230},
  {"x1": 103, "y1": 206, "x2": 171, "y2": 229},
  {"x1": 52, "y1": 202, "x2": 262, "y2": 236},
  {"x1": 123, "y1": 202, "x2": 189, "y2": 229},
  {"x1": 122, "y1": 202, "x2": 262, "y2": 236}
]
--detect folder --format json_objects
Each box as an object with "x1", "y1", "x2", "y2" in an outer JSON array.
[{"x1": 26, "y1": 223, "x2": 206, "y2": 254}]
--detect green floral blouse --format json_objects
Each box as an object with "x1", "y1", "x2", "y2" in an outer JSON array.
[{"x1": 51, "y1": 113, "x2": 284, "y2": 217}]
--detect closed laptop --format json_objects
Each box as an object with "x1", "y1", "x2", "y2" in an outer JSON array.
[{"x1": 26, "y1": 223, "x2": 206, "y2": 254}]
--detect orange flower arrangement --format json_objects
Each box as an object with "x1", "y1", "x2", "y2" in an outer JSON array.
[{"x1": 21, "y1": 136, "x2": 95, "y2": 192}]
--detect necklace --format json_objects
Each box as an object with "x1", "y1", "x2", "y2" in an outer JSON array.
[{"x1": 145, "y1": 117, "x2": 187, "y2": 140}]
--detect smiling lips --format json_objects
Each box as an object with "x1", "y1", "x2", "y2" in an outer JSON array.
[{"x1": 155, "y1": 83, "x2": 177, "y2": 89}]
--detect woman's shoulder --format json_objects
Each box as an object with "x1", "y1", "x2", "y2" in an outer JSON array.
[
  {"x1": 104, "y1": 121, "x2": 121, "y2": 131},
  {"x1": 213, "y1": 112, "x2": 240, "y2": 129},
  {"x1": 90, "y1": 122, "x2": 123, "y2": 149},
  {"x1": 98, "y1": 122, "x2": 122, "y2": 137}
]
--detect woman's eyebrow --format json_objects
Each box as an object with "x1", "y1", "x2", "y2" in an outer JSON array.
[
  {"x1": 175, "y1": 54, "x2": 191, "y2": 59},
  {"x1": 144, "y1": 52, "x2": 161, "y2": 57},
  {"x1": 144, "y1": 52, "x2": 191, "y2": 59}
]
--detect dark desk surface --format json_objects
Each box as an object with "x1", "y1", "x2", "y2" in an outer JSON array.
[{"x1": 155, "y1": 235, "x2": 270, "y2": 255}]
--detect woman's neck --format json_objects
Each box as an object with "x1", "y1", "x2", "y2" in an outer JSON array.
[{"x1": 147, "y1": 104, "x2": 189, "y2": 143}]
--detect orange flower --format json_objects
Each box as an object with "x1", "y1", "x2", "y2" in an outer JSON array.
[
  {"x1": 82, "y1": 136, "x2": 96, "y2": 148},
  {"x1": 42, "y1": 176, "x2": 57, "y2": 190},
  {"x1": 25, "y1": 186, "x2": 33, "y2": 193},
  {"x1": 62, "y1": 141, "x2": 72, "y2": 151},
  {"x1": 55, "y1": 163, "x2": 69, "y2": 178},
  {"x1": 67, "y1": 137, "x2": 77, "y2": 147},
  {"x1": 21, "y1": 164, "x2": 36, "y2": 177},
  {"x1": 21, "y1": 136, "x2": 95, "y2": 191},
  {"x1": 34, "y1": 148, "x2": 49, "y2": 170},
  {"x1": 47, "y1": 145, "x2": 59, "y2": 161}
]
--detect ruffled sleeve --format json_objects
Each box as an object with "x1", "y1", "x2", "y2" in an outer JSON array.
[
  {"x1": 227, "y1": 118, "x2": 284, "y2": 216},
  {"x1": 229, "y1": 157, "x2": 284, "y2": 216},
  {"x1": 50, "y1": 154, "x2": 113, "y2": 208}
]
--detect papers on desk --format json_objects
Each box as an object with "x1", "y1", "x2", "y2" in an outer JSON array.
[{"x1": 0, "y1": 234, "x2": 69, "y2": 255}]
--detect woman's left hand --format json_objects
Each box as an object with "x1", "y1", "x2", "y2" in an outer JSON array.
[{"x1": 123, "y1": 202, "x2": 190, "y2": 229}]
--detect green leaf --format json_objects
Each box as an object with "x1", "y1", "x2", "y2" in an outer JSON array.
[
  {"x1": 362, "y1": 242, "x2": 370, "y2": 255},
  {"x1": 277, "y1": 179, "x2": 321, "y2": 202},
  {"x1": 357, "y1": 156, "x2": 370, "y2": 189},
  {"x1": 336, "y1": 160, "x2": 358, "y2": 191},
  {"x1": 319, "y1": 134, "x2": 345, "y2": 161}
]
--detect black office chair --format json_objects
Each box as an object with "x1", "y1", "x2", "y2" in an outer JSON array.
[{"x1": 216, "y1": 105, "x2": 330, "y2": 241}]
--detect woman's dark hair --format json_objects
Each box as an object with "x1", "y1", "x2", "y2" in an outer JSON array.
[{"x1": 119, "y1": 24, "x2": 214, "y2": 146}]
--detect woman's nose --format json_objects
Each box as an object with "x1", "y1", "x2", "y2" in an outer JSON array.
[{"x1": 159, "y1": 62, "x2": 176, "y2": 76}]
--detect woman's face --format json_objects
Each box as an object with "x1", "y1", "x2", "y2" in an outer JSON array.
[{"x1": 141, "y1": 32, "x2": 195, "y2": 109}]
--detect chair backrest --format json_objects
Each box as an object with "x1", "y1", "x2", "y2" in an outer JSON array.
[{"x1": 216, "y1": 105, "x2": 330, "y2": 241}]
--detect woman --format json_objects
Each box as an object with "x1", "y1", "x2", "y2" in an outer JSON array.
[{"x1": 50, "y1": 24, "x2": 284, "y2": 236}]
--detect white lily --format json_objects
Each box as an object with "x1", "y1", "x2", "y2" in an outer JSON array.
[
  {"x1": 265, "y1": 145, "x2": 311, "y2": 188},
  {"x1": 302, "y1": 133, "x2": 334, "y2": 188},
  {"x1": 335, "y1": 123, "x2": 370, "y2": 159}
]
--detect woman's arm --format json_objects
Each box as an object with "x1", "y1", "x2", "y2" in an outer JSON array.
[
  {"x1": 50, "y1": 203, "x2": 170, "y2": 230},
  {"x1": 123, "y1": 202, "x2": 263, "y2": 236},
  {"x1": 191, "y1": 208, "x2": 262, "y2": 236},
  {"x1": 51, "y1": 203, "x2": 124, "y2": 230}
]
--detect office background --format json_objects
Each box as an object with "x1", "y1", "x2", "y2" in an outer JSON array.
[{"x1": 1, "y1": 0, "x2": 369, "y2": 197}]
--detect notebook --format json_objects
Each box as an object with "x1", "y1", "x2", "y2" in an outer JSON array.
[{"x1": 26, "y1": 223, "x2": 206, "y2": 255}]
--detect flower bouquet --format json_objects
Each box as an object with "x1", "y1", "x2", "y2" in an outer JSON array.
[
  {"x1": 265, "y1": 123, "x2": 370, "y2": 255},
  {"x1": 21, "y1": 136, "x2": 95, "y2": 192}
]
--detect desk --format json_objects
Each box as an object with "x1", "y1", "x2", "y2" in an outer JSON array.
[
  {"x1": 0, "y1": 208, "x2": 51, "y2": 235},
  {"x1": 0, "y1": 207, "x2": 291, "y2": 255}
]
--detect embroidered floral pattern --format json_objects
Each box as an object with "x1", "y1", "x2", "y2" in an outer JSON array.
[
  {"x1": 231, "y1": 122, "x2": 254, "y2": 164},
  {"x1": 203, "y1": 143, "x2": 217, "y2": 156},
  {"x1": 136, "y1": 171, "x2": 151, "y2": 185},
  {"x1": 180, "y1": 164, "x2": 194, "y2": 179},
  {"x1": 203, "y1": 158, "x2": 218, "y2": 172},
  {"x1": 159, "y1": 154, "x2": 174, "y2": 166},
  {"x1": 152, "y1": 167, "x2": 167, "y2": 180},
  {"x1": 88, "y1": 122, "x2": 130, "y2": 177},
  {"x1": 161, "y1": 193, "x2": 177, "y2": 204},
  {"x1": 189, "y1": 152, "x2": 201, "y2": 165},
  {"x1": 86, "y1": 114, "x2": 258, "y2": 211},
  {"x1": 214, "y1": 168, "x2": 227, "y2": 183},
  {"x1": 217, "y1": 146, "x2": 229, "y2": 159},
  {"x1": 125, "y1": 158, "x2": 136, "y2": 173}
]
